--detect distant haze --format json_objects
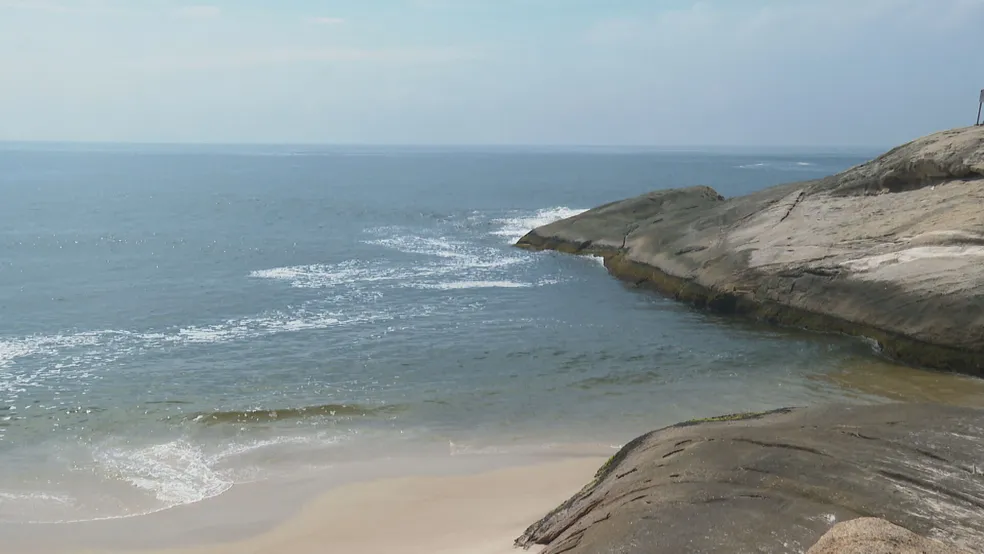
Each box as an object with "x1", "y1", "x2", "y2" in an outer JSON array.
[{"x1": 2, "y1": 0, "x2": 983, "y2": 146}]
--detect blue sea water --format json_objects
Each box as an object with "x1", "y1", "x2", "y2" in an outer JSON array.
[{"x1": 0, "y1": 144, "x2": 887, "y2": 522}]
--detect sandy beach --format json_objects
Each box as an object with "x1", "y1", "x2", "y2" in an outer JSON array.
[{"x1": 8, "y1": 456, "x2": 605, "y2": 554}]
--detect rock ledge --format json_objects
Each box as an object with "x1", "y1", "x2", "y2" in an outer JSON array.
[
  {"x1": 517, "y1": 126, "x2": 984, "y2": 373},
  {"x1": 516, "y1": 404, "x2": 984, "y2": 553}
]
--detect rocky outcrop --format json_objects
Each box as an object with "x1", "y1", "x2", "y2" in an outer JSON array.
[
  {"x1": 517, "y1": 126, "x2": 984, "y2": 374},
  {"x1": 516, "y1": 403, "x2": 984, "y2": 553}
]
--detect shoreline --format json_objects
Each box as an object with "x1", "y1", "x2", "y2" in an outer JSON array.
[
  {"x1": 3, "y1": 449, "x2": 610, "y2": 554},
  {"x1": 6, "y1": 360, "x2": 984, "y2": 551}
]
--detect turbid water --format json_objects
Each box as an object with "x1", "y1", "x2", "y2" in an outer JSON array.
[{"x1": 2, "y1": 143, "x2": 977, "y2": 525}]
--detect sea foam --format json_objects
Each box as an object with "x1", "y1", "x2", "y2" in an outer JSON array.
[
  {"x1": 738, "y1": 161, "x2": 819, "y2": 171},
  {"x1": 95, "y1": 440, "x2": 232, "y2": 506},
  {"x1": 0, "y1": 305, "x2": 400, "y2": 412},
  {"x1": 492, "y1": 207, "x2": 587, "y2": 243},
  {"x1": 409, "y1": 280, "x2": 534, "y2": 290},
  {"x1": 251, "y1": 207, "x2": 591, "y2": 294}
]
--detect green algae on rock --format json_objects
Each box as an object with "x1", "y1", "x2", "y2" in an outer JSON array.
[{"x1": 674, "y1": 407, "x2": 795, "y2": 427}]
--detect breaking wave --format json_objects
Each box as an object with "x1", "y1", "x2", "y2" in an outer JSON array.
[
  {"x1": 0, "y1": 431, "x2": 349, "y2": 524},
  {"x1": 252, "y1": 231, "x2": 528, "y2": 291},
  {"x1": 407, "y1": 280, "x2": 534, "y2": 290},
  {"x1": 251, "y1": 206, "x2": 588, "y2": 292},
  {"x1": 95, "y1": 440, "x2": 233, "y2": 507},
  {"x1": 0, "y1": 305, "x2": 406, "y2": 412},
  {"x1": 492, "y1": 207, "x2": 587, "y2": 243},
  {"x1": 737, "y1": 161, "x2": 819, "y2": 171}
]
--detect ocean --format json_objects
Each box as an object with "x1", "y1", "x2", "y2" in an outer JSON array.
[{"x1": 0, "y1": 143, "x2": 911, "y2": 525}]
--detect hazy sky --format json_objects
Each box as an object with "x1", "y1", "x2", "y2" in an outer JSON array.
[{"x1": 2, "y1": 0, "x2": 983, "y2": 145}]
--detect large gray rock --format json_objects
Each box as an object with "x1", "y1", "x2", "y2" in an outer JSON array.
[
  {"x1": 517, "y1": 126, "x2": 984, "y2": 373},
  {"x1": 516, "y1": 404, "x2": 984, "y2": 554}
]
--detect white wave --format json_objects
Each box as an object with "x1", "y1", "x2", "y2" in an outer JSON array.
[
  {"x1": 0, "y1": 431, "x2": 349, "y2": 524},
  {"x1": 0, "y1": 306, "x2": 404, "y2": 409},
  {"x1": 191, "y1": 307, "x2": 400, "y2": 344},
  {"x1": 492, "y1": 207, "x2": 587, "y2": 243},
  {"x1": 249, "y1": 260, "x2": 422, "y2": 289},
  {"x1": 95, "y1": 440, "x2": 232, "y2": 506},
  {"x1": 170, "y1": 311, "x2": 350, "y2": 344},
  {"x1": 0, "y1": 341, "x2": 37, "y2": 370},
  {"x1": 7, "y1": 309, "x2": 381, "y2": 362},
  {"x1": 254, "y1": 230, "x2": 528, "y2": 293},
  {"x1": 0, "y1": 333, "x2": 102, "y2": 370},
  {"x1": 212, "y1": 435, "x2": 319, "y2": 462},
  {"x1": 738, "y1": 161, "x2": 818, "y2": 170},
  {"x1": 97, "y1": 432, "x2": 341, "y2": 505},
  {"x1": 251, "y1": 260, "x2": 448, "y2": 289},
  {"x1": 0, "y1": 491, "x2": 75, "y2": 506},
  {"x1": 365, "y1": 235, "x2": 471, "y2": 260},
  {"x1": 410, "y1": 280, "x2": 534, "y2": 290},
  {"x1": 365, "y1": 233, "x2": 527, "y2": 270}
]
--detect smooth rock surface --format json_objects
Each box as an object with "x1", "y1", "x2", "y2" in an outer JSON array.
[
  {"x1": 516, "y1": 403, "x2": 984, "y2": 554},
  {"x1": 806, "y1": 518, "x2": 971, "y2": 554},
  {"x1": 517, "y1": 126, "x2": 984, "y2": 373}
]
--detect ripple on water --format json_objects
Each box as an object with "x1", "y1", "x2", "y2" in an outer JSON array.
[{"x1": 180, "y1": 403, "x2": 407, "y2": 425}]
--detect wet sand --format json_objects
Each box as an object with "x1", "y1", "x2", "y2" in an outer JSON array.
[{"x1": 7, "y1": 456, "x2": 606, "y2": 554}]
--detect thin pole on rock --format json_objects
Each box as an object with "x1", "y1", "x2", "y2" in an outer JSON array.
[{"x1": 979, "y1": 90, "x2": 984, "y2": 126}]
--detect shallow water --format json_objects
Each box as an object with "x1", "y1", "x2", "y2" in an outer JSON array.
[
  {"x1": 817, "y1": 358, "x2": 984, "y2": 408},
  {"x1": 0, "y1": 143, "x2": 946, "y2": 524}
]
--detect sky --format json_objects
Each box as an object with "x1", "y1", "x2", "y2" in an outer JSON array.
[{"x1": 1, "y1": 0, "x2": 983, "y2": 146}]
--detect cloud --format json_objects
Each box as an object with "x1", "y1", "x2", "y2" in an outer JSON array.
[
  {"x1": 174, "y1": 5, "x2": 220, "y2": 19},
  {"x1": 309, "y1": 16, "x2": 345, "y2": 25}
]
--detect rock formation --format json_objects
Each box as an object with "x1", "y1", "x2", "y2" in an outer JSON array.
[
  {"x1": 517, "y1": 126, "x2": 984, "y2": 374},
  {"x1": 516, "y1": 404, "x2": 984, "y2": 553}
]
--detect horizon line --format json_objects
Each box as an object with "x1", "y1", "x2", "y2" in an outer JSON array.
[{"x1": 0, "y1": 139, "x2": 887, "y2": 151}]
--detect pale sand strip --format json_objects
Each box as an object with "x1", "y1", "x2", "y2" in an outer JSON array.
[{"x1": 79, "y1": 457, "x2": 605, "y2": 554}]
